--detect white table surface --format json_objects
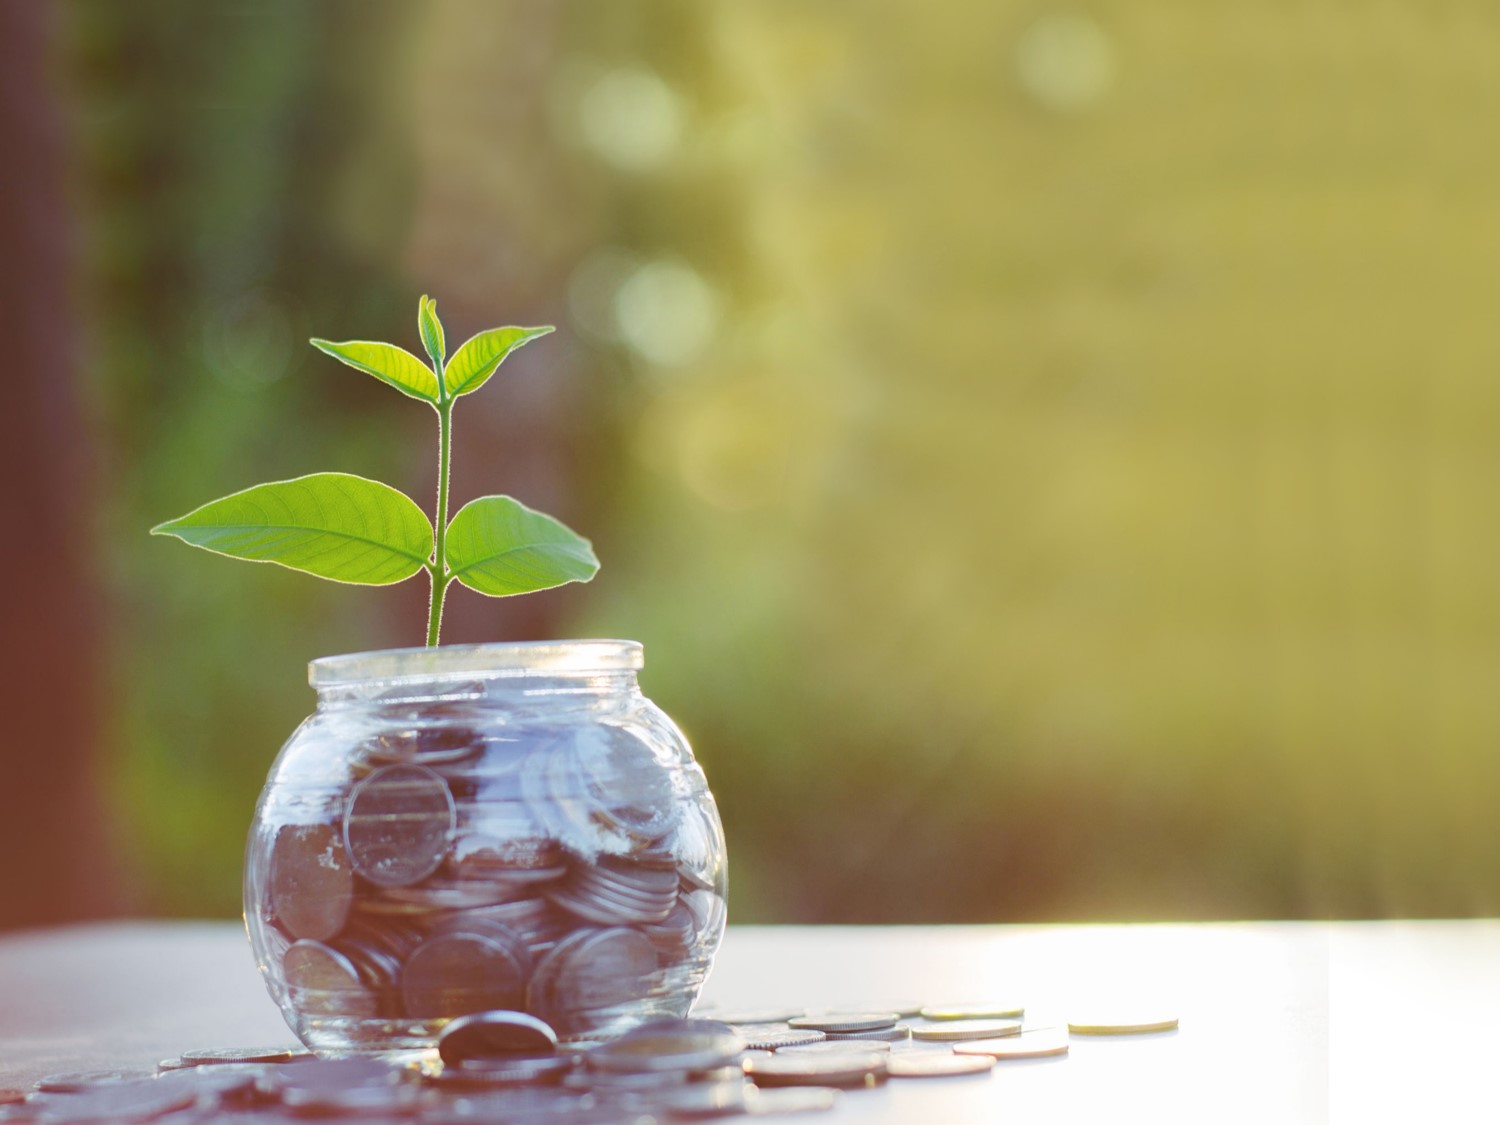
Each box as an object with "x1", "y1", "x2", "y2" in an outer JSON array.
[{"x1": 1, "y1": 919, "x2": 1495, "y2": 1122}]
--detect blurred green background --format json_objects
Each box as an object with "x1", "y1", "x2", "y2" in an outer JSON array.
[{"x1": 7, "y1": 0, "x2": 1500, "y2": 926}]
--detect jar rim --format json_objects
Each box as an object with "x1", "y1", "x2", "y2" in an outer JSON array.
[{"x1": 308, "y1": 640, "x2": 643, "y2": 688}]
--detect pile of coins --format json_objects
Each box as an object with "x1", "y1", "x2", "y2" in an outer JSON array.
[
  {"x1": 0, "y1": 1002, "x2": 1178, "y2": 1122},
  {"x1": 248, "y1": 714, "x2": 727, "y2": 1050}
]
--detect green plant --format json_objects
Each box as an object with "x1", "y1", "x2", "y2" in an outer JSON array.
[{"x1": 152, "y1": 297, "x2": 599, "y2": 645}]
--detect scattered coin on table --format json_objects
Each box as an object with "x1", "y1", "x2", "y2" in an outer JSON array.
[
  {"x1": 780, "y1": 1039, "x2": 895, "y2": 1055},
  {"x1": 1068, "y1": 1013, "x2": 1180, "y2": 1035},
  {"x1": 179, "y1": 1045, "x2": 306, "y2": 1065},
  {"x1": 955, "y1": 1029, "x2": 1072, "y2": 1059},
  {"x1": 788, "y1": 1012, "x2": 900, "y2": 1033},
  {"x1": 745, "y1": 1050, "x2": 889, "y2": 1089},
  {"x1": 735, "y1": 1025, "x2": 828, "y2": 1050},
  {"x1": 886, "y1": 1053, "x2": 997, "y2": 1078},
  {"x1": 910, "y1": 1018, "x2": 1024, "y2": 1041},
  {"x1": 9, "y1": 992, "x2": 1182, "y2": 1122},
  {"x1": 920, "y1": 1001, "x2": 1026, "y2": 1020},
  {"x1": 823, "y1": 1023, "x2": 910, "y2": 1042}
]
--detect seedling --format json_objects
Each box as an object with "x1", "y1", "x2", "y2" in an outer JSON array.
[{"x1": 153, "y1": 297, "x2": 599, "y2": 645}]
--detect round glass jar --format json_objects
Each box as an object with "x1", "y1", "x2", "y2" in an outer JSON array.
[{"x1": 243, "y1": 641, "x2": 727, "y2": 1056}]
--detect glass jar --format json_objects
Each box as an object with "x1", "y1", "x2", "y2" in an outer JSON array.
[{"x1": 243, "y1": 641, "x2": 727, "y2": 1057}]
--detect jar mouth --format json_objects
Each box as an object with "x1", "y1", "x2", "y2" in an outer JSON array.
[{"x1": 309, "y1": 640, "x2": 643, "y2": 688}]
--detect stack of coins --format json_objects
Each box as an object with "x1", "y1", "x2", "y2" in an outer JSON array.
[{"x1": 251, "y1": 712, "x2": 728, "y2": 1048}]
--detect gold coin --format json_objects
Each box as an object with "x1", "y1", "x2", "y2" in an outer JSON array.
[
  {"x1": 920, "y1": 1002, "x2": 1025, "y2": 1021},
  {"x1": 1067, "y1": 1013, "x2": 1179, "y2": 1035}
]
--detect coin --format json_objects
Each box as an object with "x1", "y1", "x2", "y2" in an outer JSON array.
[
  {"x1": 695, "y1": 1006, "x2": 805, "y2": 1026},
  {"x1": 282, "y1": 938, "x2": 379, "y2": 1017},
  {"x1": 268, "y1": 822, "x2": 354, "y2": 941},
  {"x1": 527, "y1": 927, "x2": 659, "y2": 1035},
  {"x1": 787, "y1": 1013, "x2": 899, "y2": 1033},
  {"x1": 886, "y1": 1053, "x2": 995, "y2": 1078},
  {"x1": 744, "y1": 1086, "x2": 841, "y2": 1115},
  {"x1": 435, "y1": 1053, "x2": 578, "y2": 1087},
  {"x1": 954, "y1": 1030, "x2": 1071, "y2": 1059},
  {"x1": 1068, "y1": 1013, "x2": 1179, "y2": 1035},
  {"x1": 0, "y1": 1092, "x2": 21, "y2": 1107},
  {"x1": 823, "y1": 1024, "x2": 910, "y2": 1042},
  {"x1": 439, "y1": 1010, "x2": 558, "y2": 1064},
  {"x1": 344, "y1": 763, "x2": 456, "y2": 887},
  {"x1": 401, "y1": 923, "x2": 531, "y2": 1018},
  {"x1": 179, "y1": 1046, "x2": 304, "y2": 1065},
  {"x1": 910, "y1": 1019, "x2": 1023, "y2": 1041},
  {"x1": 920, "y1": 1002, "x2": 1025, "y2": 1021},
  {"x1": 744, "y1": 1051, "x2": 887, "y2": 1089},
  {"x1": 34, "y1": 1069, "x2": 156, "y2": 1092},
  {"x1": 28, "y1": 1080, "x2": 198, "y2": 1122},
  {"x1": 779, "y1": 1039, "x2": 893, "y2": 1055},
  {"x1": 734, "y1": 1027, "x2": 826, "y2": 1051},
  {"x1": 587, "y1": 1018, "x2": 744, "y2": 1074}
]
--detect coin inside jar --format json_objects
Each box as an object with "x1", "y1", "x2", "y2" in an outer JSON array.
[
  {"x1": 401, "y1": 923, "x2": 531, "y2": 1019},
  {"x1": 268, "y1": 822, "x2": 354, "y2": 941},
  {"x1": 343, "y1": 763, "x2": 456, "y2": 887},
  {"x1": 282, "y1": 939, "x2": 379, "y2": 1017}
]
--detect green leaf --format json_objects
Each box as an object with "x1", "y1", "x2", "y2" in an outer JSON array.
[
  {"x1": 151, "y1": 473, "x2": 434, "y2": 585},
  {"x1": 443, "y1": 325, "x2": 554, "y2": 398},
  {"x1": 309, "y1": 338, "x2": 440, "y2": 403},
  {"x1": 418, "y1": 295, "x2": 446, "y2": 369},
  {"x1": 445, "y1": 495, "x2": 599, "y2": 597}
]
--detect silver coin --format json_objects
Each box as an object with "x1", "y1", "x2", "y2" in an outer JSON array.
[
  {"x1": 179, "y1": 1046, "x2": 304, "y2": 1065},
  {"x1": 695, "y1": 1006, "x2": 804, "y2": 1027},
  {"x1": 648, "y1": 1077, "x2": 754, "y2": 1119},
  {"x1": 282, "y1": 939, "x2": 379, "y2": 1017},
  {"x1": 438, "y1": 1052, "x2": 578, "y2": 1087},
  {"x1": 27, "y1": 1080, "x2": 198, "y2": 1122},
  {"x1": 439, "y1": 1010, "x2": 558, "y2": 1064},
  {"x1": 401, "y1": 926, "x2": 530, "y2": 1019},
  {"x1": 823, "y1": 1024, "x2": 909, "y2": 1042},
  {"x1": 586, "y1": 1018, "x2": 744, "y2": 1074},
  {"x1": 574, "y1": 726, "x2": 681, "y2": 845},
  {"x1": 527, "y1": 927, "x2": 659, "y2": 1035},
  {"x1": 787, "y1": 1013, "x2": 899, "y2": 1033},
  {"x1": 269, "y1": 1058, "x2": 408, "y2": 1106},
  {"x1": 34, "y1": 1070, "x2": 155, "y2": 1093},
  {"x1": 910, "y1": 1019, "x2": 1022, "y2": 1041},
  {"x1": 744, "y1": 1051, "x2": 887, "y2": 1089},
  {"x1": 343, "y1": 763, "x2": 456, "y2": 887},
  {"x1": 381, "y1": 878, "x2": 523, "y2": 910},
  {"x1": 886, "y1": 1053, "x2": 996, "y2": 1078},
  {"x1": 744, "y1": 1085, "x2": 841, "y2": 1116},
  {"x1": 268, "y1": 822, "x2": 354, "y2": 941},
  {"x1": 735, "y1": 1027, "x2": 826, "y2": 1051},
  {"x1": 779, "y1": 1039, "x2": 893, "y2": 1055}
]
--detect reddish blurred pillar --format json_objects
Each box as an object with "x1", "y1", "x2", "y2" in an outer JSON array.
[{"x1": 0, "y1": 2, "x2": 124, "y2": 927}]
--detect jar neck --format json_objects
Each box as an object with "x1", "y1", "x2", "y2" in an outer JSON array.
[{"x1": 308, "y1": 641, "x2": 644, "y2": 709}]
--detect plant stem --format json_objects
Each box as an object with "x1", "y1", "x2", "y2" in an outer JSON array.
[{"x1": 425, "y1": 398, "x2": 454, "y2": 646}]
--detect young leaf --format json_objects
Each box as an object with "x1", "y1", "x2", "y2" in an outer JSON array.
[
  {"x1": 445, "y1": 495, "x2": 599, "y2": 596},
  {"x1": 443, "y1": 326, "x2": 554, "y2": 398},
  {"x1": 309, "y1": 339, "x2": 440, "y2": 403},
  {"x1": 151, "y1": 473, "x2": 434, "y2": 585},
  {"x1": 418, "y1": 295, "x2": 445, "y2": 369}
]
